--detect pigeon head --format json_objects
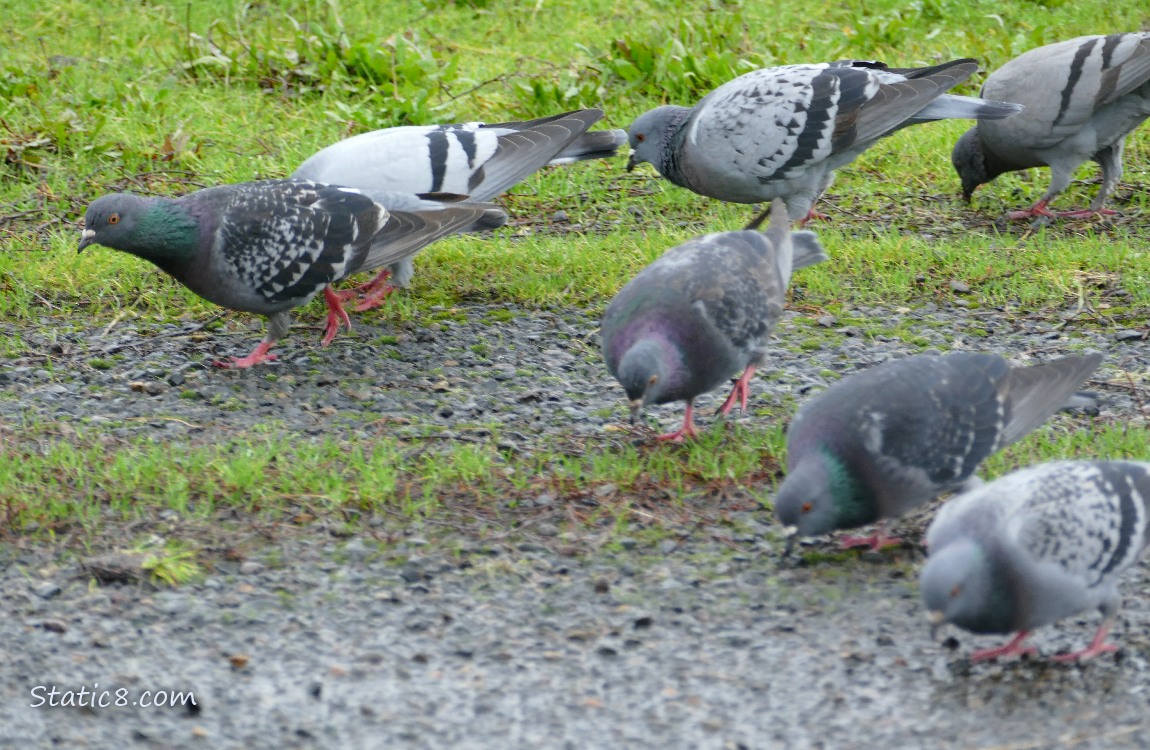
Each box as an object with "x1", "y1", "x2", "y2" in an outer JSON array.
[
  {"x1": 615, "y1": 339, "x2": 676, "y2": 420},
  {"x1": 951, "y1": 128, "x2": 990, "y2": 202},
  {"x1": 79, "y1": 193, "x2": 198, "y2": 267},
  {"x1": 920, "y1": 537, "x2": 1013, "y2": 636},
  {"x1": 626, "y1": 106, "x2": 690, "y2": 173},
  {"x1": 774, "y1": 447, "x2": 876, "y2": 538}
]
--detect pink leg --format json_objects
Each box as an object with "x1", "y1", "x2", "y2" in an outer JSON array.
[
  {"x1": 351, "y1": 278, "x2": 397, "y2": 312},
  {"x1": 718, "y1": 365, "x2": 757, "y2": 416},
  {"x1": 1007, "y1": 200, "x2": 1054, "y2": 220},
  {"x1": 321, "y1": 286, "x2": 353, "y2": 346},
  {"x1": 797, "y1": 208, "x2": 830, "y2": 226},
  {"x1": 970, "y1": 631, "x2": 1037, "y2": 662},
  {"x1": 1051, "y1": 622, "x2": 1118, "y2": 662},
  {"x1": 839, "y1": 528, "x2": 902, "y2": 551},
  {"x1": 656, "y1": 402, "x2": 700, "y2": 442},
  {"x1": 213, "y1": 339, "x2": 277, "y2": 369}
]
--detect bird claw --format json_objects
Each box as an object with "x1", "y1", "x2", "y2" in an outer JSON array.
[
  {"x1": 839, "y1": 531, "x2": 901, "y2": 551},
  {"x1": 1050, "y1": 642, "x2": 1118, "y2": 662},
  {"x1": 969, "y1": 631, "x2": 1035, "y2": 662},
  {"x1": 213, "y1": 351, "x2": 277, "y2": 369}
]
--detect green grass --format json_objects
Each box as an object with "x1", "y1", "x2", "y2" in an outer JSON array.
[{"x1": 2, "y1": 0, "x2": 1150, "y2": 555}]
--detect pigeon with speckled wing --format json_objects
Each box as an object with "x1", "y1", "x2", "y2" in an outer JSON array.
[
  {"x1": 922, "y1": 460, "x2": 1150, "y2": 662},
  {"x1": 600, "y1": 198, "x2": 826, "y2": 441},
  {"x1": 775, "y1": 352, "x2": 1102, "y2": 550},
  {"x1": 294, "y1": 109, "x2": 626, "y2": 309},
  {"x1": 953, "y1": 33, "x2": 1150, "y2": 219},
  {"x1": 78, "y1": 179, "x2": 492, "y2": 368},
  {"x1": 627, "y1": 59, "x2": 1023, "y2": 225}
]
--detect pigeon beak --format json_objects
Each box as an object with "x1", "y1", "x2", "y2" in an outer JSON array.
[
  {"x1": 78, "y1": 229, "x2": 96, "y2": 253},
  {"x1": 628, "y1": 398, "x2": 644, "y2": 425},
  {"x1": 927, "y1": 610, "x2": 946, "y2": 641},
  {"x1": 782, "y1": 525, "x2": 799, "y2": 556},
  {"x1": 626, "y1": 151, "x2": 640, "y2": 173}
]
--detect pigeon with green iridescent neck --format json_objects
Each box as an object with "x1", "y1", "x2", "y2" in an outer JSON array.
[
  {"x1": 922, "y1": 460, "x2": 1150, "y2": 662},
  {"x1": 775, "y1": 352, "x2": 1101, "y2": 551},
  {"x1": 600, "y1": 198, "x2": 826, "y2": 441},
  {"x1": 79, "y1": 179, "x2": 491, "y2": 368},
  {"x1": 294, "y1": 108, "x2": 626, "y2": 310}
]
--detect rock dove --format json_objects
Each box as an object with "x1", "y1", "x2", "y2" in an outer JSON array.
[
  {"x1": 921, "y1": 460, "x2": 1150, "y2": 662},
  {"x1": 600, "y1": 198, "x2": 827, "y2": 441},
  {"x1": 953, "y1": 33, "x2": 1150, "y2": 220},
  {"x1": 626, "y1": 59, "x2": 1024, "y2": 225},
  {"x1": 294, "y1": 109, "x2": 627, "y2": 309},
  {"x1": 78, "y1": 179, "x2": 491, "y2": 368},
  {"x1": 774, "y1": 352, "x2": 1102, "y2": 550}
]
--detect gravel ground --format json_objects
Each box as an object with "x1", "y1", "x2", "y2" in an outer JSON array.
[{"x1": 2, "y1": 298, "x2": 1150, "y2": 748}]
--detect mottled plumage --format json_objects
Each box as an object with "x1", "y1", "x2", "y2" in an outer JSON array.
[
  {"x1": 600, "y1": 199, "x2": 827, "y2": 441},
  {"x1": 775, "y1": 352, "x2": 1102, "y2": 549},
  {"x1": 922, "y1": 460, "x2": 1150, "y2": 662},
  {"x1": 79, "y1": 180, "x2": 490, "y2": 367},
  {"x1": 294, "y1": 109, "x2": 626, "y2": 308},
  {"x1": 953, "y1": 33, "x2": 1150, "y2": 219},
  {"x1": 627, "y1": 59, "x2": 1023, "y2": 224}
]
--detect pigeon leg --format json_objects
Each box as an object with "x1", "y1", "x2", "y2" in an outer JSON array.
[
  {"x1": 352, "y1": 278, "x2": 398, "y2": 313},
  {"x1": 334, "y1": 269, "x2": 393, "y2": 303},
  {"x1": 796, "y1": 207, "x2": 830, "y2": 226},
  {"x1": 970, "y1": 631, "x2": 1037, "y2": 662},
  {"x1": 839, "y1": 526, "x2": 901, "y2": 551},
  {"x1": 213, "y1": 339, "x2": 278, "y2": 369},
  {"x1": 1055, "y1": 207, "x2": 1119, "y2": 218},
  {"x1": 657, "y1": 402, "x2": 700, "y2": 442},
  {"x1": 1007, "y1": 200, "x2": 1055, "y2": 220},
  {"x1": 1050, "y1": 621, "x2": 1118, "y2": 662},
  {"x1": 320, "y1": 286, "x2": 353, "y2": 346},
  {"x1": 718, "y1": 365, "x2": 757, "y2": 416}
]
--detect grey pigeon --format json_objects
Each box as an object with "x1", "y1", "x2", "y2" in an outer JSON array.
[
  {"x1": 600, "y1": 198, "x2": 826, "y2": 441},
  {"x1": 294, "y1": 109, "x2": 626, "y2": 309},
  {"x1": 78, "y1": 180, "x2": 491, "y2": 368},
  {"x1": 774, "y1": 352, "x2": 1102, "y2": 550},
  {"x1": 626, "y1": 59, "x2": 1023, "y2": 225},
  {"x1": 922, "y1": 460, "x2": 1150, "y2": 662},
  {"x1": 953, "y1": 33, "x2": 1150, "y2": 219}
]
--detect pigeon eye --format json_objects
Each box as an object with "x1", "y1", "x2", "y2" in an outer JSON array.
[
  {"x1": 949, "y1": 584, "x2": 962, "y2": 598},
  {"x1": 647, "y1": 374, "x2": 658, "y2": 387},
  {"x1": 800, "y1": 502, "x2": 812, "y2": 514},
  {"x1": 108, "y1": 213, "x2": 120, "y2": 225},
  {"x1": 636, "y1": 133, "x2": 646, "y2": 142}
]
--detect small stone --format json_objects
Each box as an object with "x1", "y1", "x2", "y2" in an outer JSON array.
[
  {"x1": 816, "y1": 315, "x2": 836, "y2": 328},
  {"x1": 1115, "y1": 330, "x2": 1145, "y2": 342},
  {"x1": 33, "y1": 582, "x2": 62, "y2": 600},
  {"x1": 551, "y1": 210, "x2": 569, "y2": 223},
  {"x1": 949, "y1": 279, "x2": 972, "y2": 294}
]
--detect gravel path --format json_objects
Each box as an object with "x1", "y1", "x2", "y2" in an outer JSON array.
[{"x1": 2, "y1": 299, "x2": 1149, "y2": 748}]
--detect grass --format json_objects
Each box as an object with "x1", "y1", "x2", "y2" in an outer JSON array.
[{"x1": 2, "y1": 0, "x2": 1150, "y2": 559}]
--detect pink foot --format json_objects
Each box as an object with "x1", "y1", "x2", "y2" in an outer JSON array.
[
  {"x1": 321, "y1": 287, "x2": 353, "y2": 346},
  {"x1": 213, "y1": 339, "x2": 277, "y2": 369},
  {"x1": 718, "y1": 365, "x2": 757, "y2": 416},
  {"x1": 970, "y1": 631, "x2": 1036, "y2": 662},
  {"x1": 333, "y1": 269, "x2": 394, "y2": 308},
  {"x1": 839, "y1": 530, "x2": 901, "y2": 551},
  {"x1": 1056, "y1": 208, "x2": 1118, "y2": 219},
  {"x1": 797, "y1": 208, "x2": 830, "y2": 226},
  {"x1": 656, "y1": 403, "x2": 700, "y2": 442},
  {"x1": 1007, "y1": 200, "x2": 1054, "y2": 220},
  {"x1": 1051, "y1": 623, "x2": 1118, "y2": 662},
  {"x1": 351, "y1": 279, "x2": 397, "y2": 312}
]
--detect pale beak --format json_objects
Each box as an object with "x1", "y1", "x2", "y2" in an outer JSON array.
[
  {"x1": 782, "y1": 525, "x2": 799, "y2": 556},
  {"x1": 78, "y1": 228, "x2": 96, "y2": 252},
  {"x1": 626, "y1": 151, "x2": 640, "y2": 173},
  {"x1": 628, "y1": 398, "x2": 643, "y2": 425},
  {"x1": 927, "y1": 610, "x2": 946, "y2": 641}
]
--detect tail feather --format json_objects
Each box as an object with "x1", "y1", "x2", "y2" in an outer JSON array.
[
  {"x1": 758, "y1": 198, "x2": 827, "y2": 285},
  {"x1": 548, "y1": 129, "x2": 628, "y2": 164},
  {"x1": 912, "y1": 94, "x2": 1023, "y2": 122},
  {"x1": 1000, "y1": 353, "x2": 1103, "y2": 447}
]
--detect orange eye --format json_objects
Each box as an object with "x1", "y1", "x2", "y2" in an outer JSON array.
[
  {"x1": 108, "y1": 213, "x2": 120, "y2": 225},
  {"x1": 949, "y1": 584, "x2": 962, "y2": 598},
  {"x1": 647, "y1": 374, "x2": 658, "y2": 386},
  {"x1": 800, "y1": 502, "x2": 812, "y2": 514},
  {"x1": 636, "y1": 133, "x2": 646, "y2": 142}
]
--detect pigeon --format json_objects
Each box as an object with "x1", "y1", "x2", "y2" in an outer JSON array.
[
  {"x1": 921, "y1": 460, "x2": 1150, "y2": 662},
  {"x1": 626, "y1": 58, "x2": 1024, "y2": 225},
  {"x1": 774, "y1": 351, "x2": 1102, "y2": 550},
  {"x1": 600, "y1": 198, "x2": 827, "y2": 441},
  {"x1": 953, "y1": 33, "x2": 1150, "y2": 220},
  {"x1": 294, "y1": 109, "x2": 627, "y2": 309},
  {"x1": 78, "y1": 179, "x2": 492, "y2": 368}
]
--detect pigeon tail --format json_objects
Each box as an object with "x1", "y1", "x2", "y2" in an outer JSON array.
[
  {"x1": 998, "y1": 353, "x2": 1102, "y2": 447},
  {"x1": 548, "y1": 129, "x2": 628, "y2": 164},
  {"x1": 912, "y1": 95, "x2": 1024, "y2": 122}
]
